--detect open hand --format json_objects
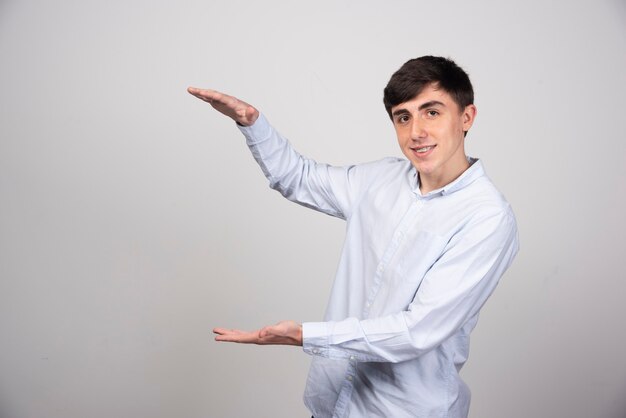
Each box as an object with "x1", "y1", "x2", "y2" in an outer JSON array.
[
  {"x1": 187, "y1": 87, "x2": 259, "y2": 126},
  {"x1": 213, "y1": 320, "x2": 303, "y2": 346}
]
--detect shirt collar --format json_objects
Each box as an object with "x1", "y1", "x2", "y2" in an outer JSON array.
[{"x1": 413, "y1": 157, "x2": 484, "y2": 199}]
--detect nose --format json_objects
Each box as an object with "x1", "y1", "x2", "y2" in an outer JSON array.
[{"x1": 410, "y1": 119, "x2": 427, "y2": 140}]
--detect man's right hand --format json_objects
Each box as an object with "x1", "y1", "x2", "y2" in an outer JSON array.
[{"x1": 187, "y1": 87, "x2": 259, "y2": 126}]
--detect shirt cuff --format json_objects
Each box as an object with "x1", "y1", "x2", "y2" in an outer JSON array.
[
  {"x1": 236, "y1": 113, "x2": 272, "y2": 145},
  {"x1": 302, "y1": 321, "x2": 330, "y2": 357}
]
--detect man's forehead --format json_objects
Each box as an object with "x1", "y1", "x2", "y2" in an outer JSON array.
[{"x1": 393, "y1": 85, "x2": 453, "y2": 111}]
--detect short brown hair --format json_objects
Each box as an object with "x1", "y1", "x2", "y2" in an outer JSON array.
[{"x1": 383, "y1": 56, "x2": 474, "y2": 118}]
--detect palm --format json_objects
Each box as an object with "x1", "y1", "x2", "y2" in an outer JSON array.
[{"x1": 213, "y1": 320, "x2": 302, "y2": 346}]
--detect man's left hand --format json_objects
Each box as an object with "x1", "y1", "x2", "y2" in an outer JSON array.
[{"x1": 213, "y1": 320, "x2": 303, "y2": 346}]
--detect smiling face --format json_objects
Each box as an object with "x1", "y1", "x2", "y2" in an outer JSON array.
[{"x1": 391, "y1": 83, "x2": 477, "y2": 193}]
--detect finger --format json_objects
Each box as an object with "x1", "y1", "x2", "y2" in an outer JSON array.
[
  {"x1": 187, "y1": 87, "x2": 228, "y2": 104},
  {"x1": 215, "y1": 330, "x2": 260, "y2": 344},
  {"x1": 213, "y1": 327, "x2": 246, "y2": 335},
  {"x1": 187, "y1": 86, "x2": 217, "y2": 96},
  {"x1": 213, "y1": 327, "x2": 228, "y2": 335},
  {"x1": 187, "y1": 87, "x2": 215, "y2": 102}
]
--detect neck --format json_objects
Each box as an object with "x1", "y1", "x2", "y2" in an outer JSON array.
[{"x1": 419, "y1": 158, "x2": 471, "y2": 194}]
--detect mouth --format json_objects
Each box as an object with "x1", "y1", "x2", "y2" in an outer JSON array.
[{"x1": 411, "y1": 145, "x2": 436, "y2": 156}]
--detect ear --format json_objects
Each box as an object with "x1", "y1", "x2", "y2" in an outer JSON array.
[{"x1": 462, "y1": 104, "x2": 477, "y2": 133}]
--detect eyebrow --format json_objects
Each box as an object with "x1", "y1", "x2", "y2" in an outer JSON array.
[
  {"x1": 391, "y1": 100, "x2": 446, "y2": 117},
  {"x1": 391, "y1": 108, "x2": 410, "y2": 117},
  {"x1": 418, "y1": 100, "x2": 445, "y2": 110}
]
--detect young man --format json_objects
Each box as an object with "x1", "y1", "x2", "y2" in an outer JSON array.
[{"x1": 188, "y1": 56, "x2": 519, "y2": 418}]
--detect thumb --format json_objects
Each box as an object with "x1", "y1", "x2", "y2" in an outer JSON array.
[
  {"x1": 244, "y1": 104, "x2": 259, "y2": 125},
  {"x1": 258, "y1": 326, "x2": 272, "y2": 339}
]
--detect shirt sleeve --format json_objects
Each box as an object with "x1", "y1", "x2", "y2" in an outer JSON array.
[
  {"x1": 302, "y1": 209, "x2": 519, "y2": 363},
  {"x1": 237, "y1": 113, "x2": 369, "y2": 220}
]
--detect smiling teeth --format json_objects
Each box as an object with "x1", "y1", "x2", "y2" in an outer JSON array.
[{"x1": 416, "y1": 146, "x2": 433, "y2": 152}]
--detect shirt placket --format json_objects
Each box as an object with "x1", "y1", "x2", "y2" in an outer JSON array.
[
  {"x1": 332, "y1": 198, "x2": 425, "y2": 418},
  {"x1": 363, "y1": 199, "x2": 424, "y2": 318}
]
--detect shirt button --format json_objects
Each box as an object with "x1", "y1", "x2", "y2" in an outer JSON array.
[
  {"x1": 366, "y1": 302, "x2": 371, "y2": 308},
  {"x1": 347, "y1": 376, "x2": 353, "y2": 382},
  {"x1": 349, "y1": 356, "x2": 355, "y2": 361},
  {"x1": 312, "y1": 349, "x2": 319, "y2": 354}
]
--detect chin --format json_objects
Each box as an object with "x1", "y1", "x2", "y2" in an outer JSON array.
[{"x1": 413, "y1": 162, "x2": 432, "y2": 174}]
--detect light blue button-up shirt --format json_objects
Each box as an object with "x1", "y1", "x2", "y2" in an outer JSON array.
[{"x1": 238, "y1": 114, "x2": 519, "y2": 418}]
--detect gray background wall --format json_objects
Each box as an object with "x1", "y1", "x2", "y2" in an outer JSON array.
[{"x1": 1, "y1": 1, "x2": 625, "y2": 417}]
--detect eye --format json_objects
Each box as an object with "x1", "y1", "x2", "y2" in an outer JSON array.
[
  {"x1": 396, "y1": 114, "x2": 410, "y2": 124},
  {"x1": 426, "y1": 109, "x2": 439, "y2": 118}
]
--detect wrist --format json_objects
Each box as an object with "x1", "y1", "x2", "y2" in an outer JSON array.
[{"x1": 296, "y1": 323, "x2": 303, "y2": 345}]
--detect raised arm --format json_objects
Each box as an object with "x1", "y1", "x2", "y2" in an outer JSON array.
[{"x1": 188, "y1": 87, "x2": 375, "y2": 219}]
